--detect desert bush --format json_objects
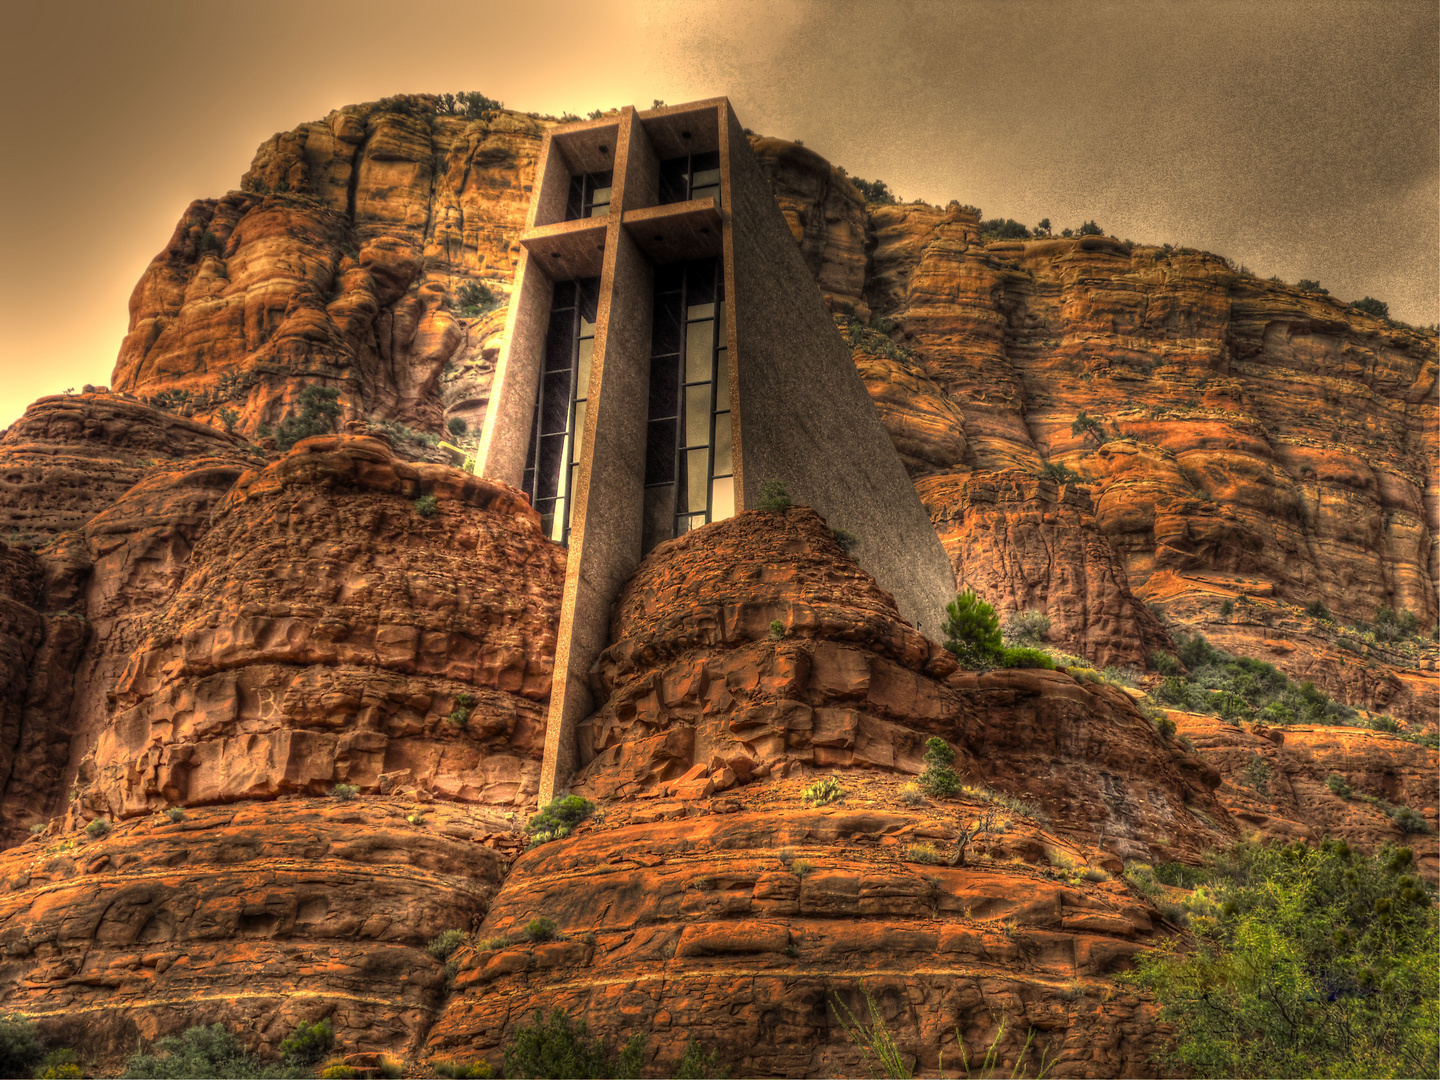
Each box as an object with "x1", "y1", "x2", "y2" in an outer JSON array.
[
  {"x1": 831, "y1": 526, "x2": 860, "y2": 553},
  {"x1": 768, "y1": 619, "x2": 784, "y2": 641},
  {"x1": 674, "y1": 1037, "x2": 728, "y2": 1079},
  {"x1": 414, "y1": 494, "x2": 439, "y2": 518},
  {"x1": 1071, "y1": 410, "x2": 1106, "y2": 445},
  {"x1": 908, "y1": 843, "x2": 941, "y2": 864},
  {"x1": 918, "y1": 737, "x2": 960, "y2": 798},
  {"x1": 85, "y1": 817, "x2": 111, "y2": 839},
  {"x1": 1001, "y1": 609, "x2": 1050, "y2": 646},
  {"x1": 274, "y1": 386, "x2": 342, "y2": 451},
  {"x1": 802, "y1": 776, "x2": 843, "y2": 806},
  {"x1": 433, "y1": 1061, "x2": 493, "y2": 1079},
  {"x1": 1305, "y1": 599, "x2": 1334, "y2": 621},
  {"x1": 527, "y1": 795, "x2": 595, "y2": 848},
  {"x1": 942, "y1": 589, "x2": 1002, "y2": 669},
  {"x1": 1077, "y1": 220, "x2": 1104, "y2": 236},
  {"x1": 447, "y1": 417, "x2": 468, "y2": 437},
  {"x1": 501, "y1": 1008, "x2": 644, "y2": 1079},
  {"x1": 1127, "y1": 841, "x2": 1437, "y2": 1078},
  {"x1": 791, "y1": 859, "x2": 814, "y2": 877},
  {"x1": 1390, "y1": 806, "x2": 1433, "y2": 835},
  {"x1": 523, "y1": 917, "x2": 559, "y2": 943},
  {"x1": 1150, "y1": 650, "x2": 1183, "y2": 676},
  {"x1": 332, "y1": 783, "x2": 359, "y2": 801},
  {"x1": 0, "y1": 1014, "x2": 43, "y2": 1079},
  {"x1": 999, "y1": 646, "x2": 1055, "y2": 669},
  {"x1": 756, "y1": 479, "x2": 791, "y2": 512},
  {"x1": 166, "y1": 807, "x2": 185, "y2": 823},
  {"x1": 849, "y1": 177, "x2": 898, "y2": 204},
  {"x1": 1039, "y1": 461, "x2": 1085, "y2": 484},
  {"x1": 898, "y1": 782, "x2": 925, "y2": 807},
  {"x1": 428, "y1": 929, "x2": 467, "y2": 960},
  {"x1": 1352, "y1": 297, "x2": 1390, "y2": 319},
  {"x1": 1296, "y1": 278, "x2": 1328, "y2": 294},
  {"x1": 121, "y1": 1023, "x2": 266, "y2": 1078},
  {"x1": 281, "y1": 1019, "x2": 334, "y2": 1067}
]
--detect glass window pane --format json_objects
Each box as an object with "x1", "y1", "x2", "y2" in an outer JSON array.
[
  {"x1": 553, "y1": 280, "x2": 576, "y2": 309},
  {"x1": 687, "y1": 302, "x2": 715, "y2": 321},
  {"x1": 710, "y1": 476, "x2": 734, "y2": 521},
  {"x1": 566, "y1": 177, "x2": 584, "y2": 221},
  {"x1": 590, "y1": 186, "x2": 611, "y2": 206},
  {"x1": 685, "y1": 320, "x2": 714, "y2": 382},
  {"x1": 576, "y1": 339, "x2": 593, "y2": 399},
  {"x1": 648, "y1": 356, "x2": 678, "y2": 420},
  {"x1": 692, "y1": 151, "x2": 720, "y2": 172},
  {"x1": 716, "y1": 300, "x2": 726, "y2": 339},
  {"x1": 569, "y1": 463, "x2": 580, "y2": 504},
  {"x1": 678, "y1": 513, "x2": 707, "y2": 534},
  {"x1": 659, "y1": 158, "x2": 689, "y2": 205},
  {"x1": 577, "y1": 279, "x2": 599, "y2": 325},
  {"x1": 545, "y1": 313, "x2": 573, "y2": 371},
  {"x1": 541, "y1": 370, "x2": 571, "y2": 433},
  {"x1": 588, "y1": 203, "x2": 609, "y2": 218},
  {"x1": 686, "y1": 262, "x2": 716, "y2": 306},
  {"x1": 712, "y1": 415, "x2": 732, "y2": 475},
  {"x1": 537, "y1": 433, "x2": 565, "y2": 498},
  {"x1": 549, "y1": 500, "x2": 566, "y2": 543},
  {"x1": 644, "y1": 418, "x2": 677, "y2": 484},
  {"x1": 651, "y1": 296, "x2": 681, "y2": 355},
  {"x1": 573, "y1": 400, "x2": 587, "y2": 457},
  {"x1": 686, "y1": 449, "x2": 709, "y2": 512},
  {"x1": 690, "y1": 184, "x2": 719, "y2": 204},
  {"x1": 540, "y1": 509, "x2": 556, "y2": 538},
  {"x1": 685, "y1": 384, "x2": 711, "y2": 446},
  {"x1": 714, "y1": 357, "x2": 730, "y2": 411}
]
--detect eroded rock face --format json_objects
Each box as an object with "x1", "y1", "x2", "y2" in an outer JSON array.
[
  {"x1": 425, "y1": 508, "x2": 1230, "y2": 1077},
  {"x1": 111, "y1": 97, "x2": 542, "y2": 439},
  {"x1": 74, "y1": 435, "x2": 565, "y2": 821},
  {"x1": 0, "y1": 800, "x2": 517, "y2": 1070},
  {"x1": 1172, "y1": 713, "x2": 1438, "y2": 881}
]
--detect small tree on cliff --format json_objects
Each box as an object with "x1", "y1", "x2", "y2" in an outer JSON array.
[
  {"x1": 1071, "y1": 410, "x2": 1106, "y2": 446},
  {"x1": 942, "y1": 590, "x2": 1002, "y2": 669},
  {"x1": 274, "y1": 386, "x2": 342, "y2": 451}
]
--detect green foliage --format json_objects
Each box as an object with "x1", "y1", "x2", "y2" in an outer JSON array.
[
  {"x1": 1001, "y1": 609, "x2": 1050, "y2": 646},
  {"x1": 447, "y1": 706, "x2": 469, "y2": 726},
  {"x1": 447, "y1": 416, "x2": 468, "y2": 436},
  {"x1": 1372, "y1": 604, "x2": 1421, "y2": 642},
  {"x1": 0, "y1": 1014, "x2": 43, "y2": 1079},
  {"x1": 527, "y1": 795, "x2": 595, "y2": 848},
  {"x1": 756, "y1": 479, "x2": 791, "y2": 512},
  {"x1": 791, "y1": 858, "x2": 814, "y2": 877},
  {"x1": 501, "y1": 1008, "x2": 643, "y2": 1079},
  {"x1": 1326, "y1": 773, "x2": 1353, "y2": 799},
  {"x1": 980, "y1": 217, "x2": 1032, "y2": 241},
  {"x1": 1240, "y1": 753, "x2": 1272, "y2": 796},
  {"x1": 1038, "y1": 461, "x2": 1085, "y2": 484},
  {"x1": 320, "y1": 1067, "x2": 358, "y2": 1079},
  {"x1": 218, "y1": 407, "x2": 240, "y2": 433},
  {"x1": 942, "y1": 589, "x2": 1003, "y2": 669},
  {"x1": 166, "y1": 806, "x2": 185, "y2": 823},
  {"x1": 1127, "y1": 841, "x2": 1438, "y2": 1079},
  {"x1": 332, "y1": 783, "x2": 359, "y2": 801},
  {"x1": 1352, "y1": 296, "x2": 1390, "y2": 320},
  {"x1": 427, "y1": 929, "x2": 466, "y2": 960},
  {"x1": 1306, "y1": 599, "x2": 1334, "y2": 621},
  {"x1": 1077, "y1": 220, "x2": 1104, "y2": 236},
  {"x1": 414, "y1": 494, "x2": 439, "y2": 518},
  {"x1": 1034, "y1": 218, "x2": 1052, "y2": 236},
  {"x1": 1070, "y1": 410, "x2": 1106, "y2": 445},
  {"x1": 998, "y1": 646, "x2": 1054, "y2": 670},
  {"x1": 918, "y1": 737, "x2": 960, "y2": 799},
  {"x1": 1218, "y1": 599, "x2": 1234, "y2": 617},
  {"x1": 433, "y1": 1061, "x2": 493, "y2": 1079},
  {"x1": 849, "y1": 177, "x2": 898, "y2": 204},
  {"x1": 122, "y1": 1024, "x2": 267, "y2": 1078},
  {"x1": 674, "y1": 1037, "x2": 728, "y2": 1079},
  {"x1": 908, "y1": 842, "x2": 941, "y2": 864},
  {"x1": 1296, "y1": 278, "x2": 1329, "y2": 295},
  {"x1": 831, "y1": 986, "x2": 910, "y2": 1078},
  {"x1": 274, "y1": 386, "x2": 342, "y2": 451},
  {"x1": 280, "y1": 1019, "x2": 333, "y2": 1067},
  {"x1": 1150, "y1": 650, "x2": 1183, "y2": 676},
  {"x1": 523, "y1": 916, "x2": 559, "y2": 942},
  {"x1": 768, "y1": 619, "x2": 785, "y2": 641},
  {"x1": 455, "y1": 280, "x2": 497, "y2": 317},
  {"x1": 198, "y1": 230, "x2": 225, "y2": 256},
  {"x1": 36, "y1": 1049, "x2": 83, "y2": 1078},
  {"x1": 831, "y1": 526, "x2": 860, "y2": 553},
  {"x1": 85, "y1": 816, "x2": 112, "y2": 838},
  {"x1": 802, "y1": 776, "x2": 844, "y2": 806},
  {"x1": 1154, "y1": 632, "x2": 1359, "y2": 728}
]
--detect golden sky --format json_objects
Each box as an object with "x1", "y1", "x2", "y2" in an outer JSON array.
[{"x1": 1, "y1": 0, "x2": 1435, "y2": 429}]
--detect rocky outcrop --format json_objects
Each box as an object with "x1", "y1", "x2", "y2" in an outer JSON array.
[
  {"x1": 74, "y1": 434, "x2": 565, "y2": 821},
  {"x1": 1172, "y1": 712, "x2": 1438, "y2": 881},
  {"x1": 111, "y1": 96, "x2": 543, "y2": 441},
  {"x1": 0, "y1": 799, "x2": 517, "y2": 1070},
  {"x1": 424, "y1": 508, "x2": 1230, "y2": 1077}
]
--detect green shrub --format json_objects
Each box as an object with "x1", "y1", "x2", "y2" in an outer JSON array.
[
  {"x1": 1151, "y1": 650, "x2": 1183, "y2": 676},
  {"x1": 831, "y1": 526, "x2": 860, "y2": 553},
  {"x1": 1077, "y1": 220, "x2": 1104, "y2": 236},
  {"x1": 1391, "y1": 806, "x2": 1434, "y2": 835},
  {"x1": 332, "y1": 783, "x2": 359, "y2": 801},
  {"x1": 908, "y1": 843, "x2": 940, "y2": 864},
  {"x1": 527, "y1": 795, "x2": 595, "y2": 848},
  {"x1": 321, "y1": 1067, "x2": 358, "y2": 1080},
  {"x1": 802, "y1": 776, "x2": 843, "y2": 806},
  {"x1": 1326, "y1": 773, "x2": 1353, "y2": 799},
  {"x1": 121, "y1": 1023, "x2": 265, "y2": 1078},
  {"x1": 1127, "y1": 841, "x2": 1437, "y2": 1079},
  {"x1": 756, "y1": 479, "x2": 791, "y2": 512},
  {"x1": 274, "y1": 386, "x2": 342, "y2": 451},
  {"x1": 1296, "y1": 279, "x2": 1328, "y2": 294},
  {"x1": 166, "y1": 806, "x2": 185, "y2": 823},
  {"x1": 447, "y1": 417, "x2": 468, "y2": 437},
  {"x1": 1219, "y1": 599, "x2": 1234, "y2": 617},
  {"x1": 999, "y1": 646, "x2": 1054, "y2": 669},
  {"x1": 1071, "y1": 410, "x2": 1106, "y2": 445},
  {"x1": 37, "y1": 1050, "x2": 83, "y2": 1078},
  {"x1": 1305, "y1": 599, "x2": 1334, "y2": 621},
  {"x1": 447, "y1": 706, "x2": 470, "y2": 726},
  {"x1": 414, "y1": 494, "x2": 439, "y2": 518},
  {"x1": 942, "y1": 589, "x2": 1002, "y2": 669},
  {"x1": 501, "y1": 1008, "x2": 644, "y2": 1079},
  {"x1": 674, "y1": 1037, "x2": 728, "y2": 1079},
  {"x1": 918, "y1": 737, "x2": 960, "y2": 798},
  {"x1": 523, "y1": 916, "x2": 559, "y2": 943},
  {"x1": 1039, "y1": 461, "x2": 1086, "y2": 484},
  {"x1": 455, "y1": 281, "x2": 497, "y2": 317},
  {"x1": 1352, "y1": 297, "x2": 1390, "y2": 320},
  {"x1": 849, "y1": 177, "x2": 898, "y2": 205},
  {"x1": 433, "y1": 1061, "x2": 494, "y2": 1079},
  {"x1": 428, "y1": 929, "x2": 467, "y2": 960},
  {"x1": 1001, "y1": 609, "x2": 1050, "y2": 646},
  {"x1": 1241, "y1": 753, "x2": 1272, "y2": 796},
  {"x1": 217, "y1": 407, "x2": 240, "y2": 434},
  {"x1": 768, "y1": 619, "x2": 784, "y2": 641},
  {"x1": 0, "y1": 1014, "x2": 43, "y2": 1079},
  {"x1": 980, "y1": 217, "x2": 1031, "y2": 241},
  {"x1": 85, "y1": 817, "x2": 112, "y2": 839},
  {"x1": 791, "y1": 859, "x2": 814, "y2": 877},
  {"x1": 281, "y1": 1018, "x2": 334, "y2": 1067}
]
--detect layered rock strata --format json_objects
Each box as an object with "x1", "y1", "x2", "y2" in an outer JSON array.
[{"x1": 424, "y1": 508, "x2": 1230, "y2": 1078}]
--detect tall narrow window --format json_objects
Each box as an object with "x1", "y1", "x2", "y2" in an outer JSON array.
[
  {"x1": 658, "y1": 150, "x2": 721, "y2": 207},
  {"x1": 566, "y1": 170, "x2": 612, "y2": 219},
  {"x1": 642, "y1": 258, "x2": 732, "y2": 552},
  {"x1": 522, "y1": 277, "x2": 598, "y2": 544}
]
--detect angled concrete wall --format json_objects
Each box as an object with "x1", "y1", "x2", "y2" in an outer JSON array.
[{"x1": 720, "y1": 104, "x2": 956, "y2": 636}]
